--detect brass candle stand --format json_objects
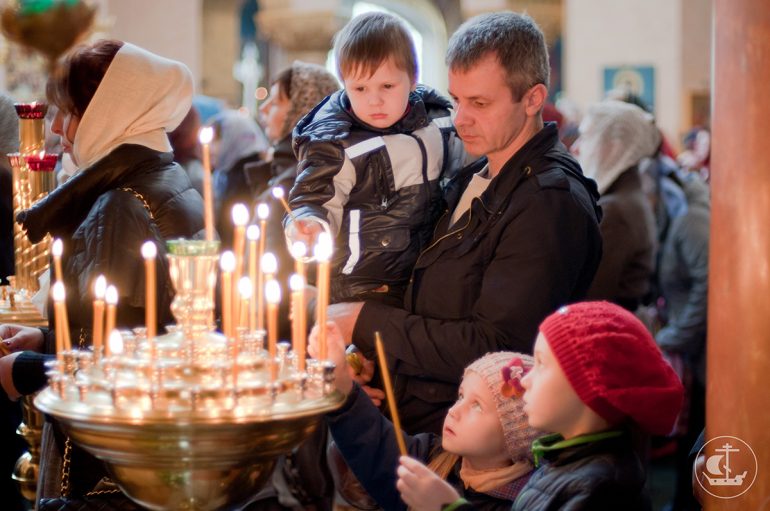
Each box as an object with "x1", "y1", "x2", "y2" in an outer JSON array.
[
  {"x1": 9, "y1": 101, "x2": 53, "y2": 294},
  {"x1": 35, "y1": 240, "x2": 343, "y2": 511}
]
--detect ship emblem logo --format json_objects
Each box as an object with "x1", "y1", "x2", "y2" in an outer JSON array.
[{"x1": 695, "y1": 435, "x2": 757, "y2": 499}]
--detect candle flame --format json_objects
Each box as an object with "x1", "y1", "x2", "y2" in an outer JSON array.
[
  {"x1": 291, "y1": 241, "x2": 307, "y2": 259},
  {"x1": 246, "y1": 224, "x2": 260, "y2": 241},
  {"x1": 289, "y1": 273, "x2": 305, "y2": 291},
  {"x1": 271, "y1": 187, "x2": 285, "y2": 200},
  {"x1": 141, "y1": 240, "x2": 157, "y2": 259},
  {"x1": 52, "y1": 238, "x2": 63, "y2": 257},
  {"x1": 198, "y1": 126, "x2": 214, "y2": 144},
  {"x1": 314, "y1": 232, "x2": 333, "y2": 261},
  {"x1": 220, "y1": 251, "x2": 236, "y2": 272},
  {"x1": 265, "y1": 279, "x2": 281, "y2": 304},
  {"x1": 105, "y1": 285, "x2": 118, "y2": 305},
  {"x1": 108, "y1": 330, "x2": 124, "y2": 355},
  {"x1": 52, "y1": 281, "x2": 66, "y2": 302},
  {"x1": 94, "y1": 275, "x2": 106, "y2": 299},
  {"x1": 232, "y1": 203, "x2": 250, "y2": 226},
  {"x1": 260, "y1": 252, "x2": 278, "y2": 274},
  {"x1": 238, "y1": 276, "x2": 252, "y2": 298},
  {"x1": 256, "y1": 203, "x2": 269, "y2": 220}
]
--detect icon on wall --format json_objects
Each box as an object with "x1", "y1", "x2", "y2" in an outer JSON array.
[{"x1": 603, "y1": 65, "x2": 655, "y2": 112}]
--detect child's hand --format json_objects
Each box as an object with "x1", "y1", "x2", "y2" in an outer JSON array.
[
  {"x1": 286, "y1": 218, "x2": 325, "y2": 248},
  {"x1": 308, "y1": 321, "x2": 353, "y2": 395},
  {"x1": 345, "y1": 347, "x2": 385, "y2": 406},
  {"x1": 396, "y1": 456, "x2": 461, "y2": 511}
]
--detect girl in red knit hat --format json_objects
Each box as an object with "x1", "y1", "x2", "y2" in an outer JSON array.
[{"x1": 512, "y1": 300, "x2": 684, "y2": 510}]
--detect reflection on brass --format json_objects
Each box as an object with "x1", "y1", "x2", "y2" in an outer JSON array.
[{"x1": 11, "y1": 395, "x2": 42, "y2": 501}]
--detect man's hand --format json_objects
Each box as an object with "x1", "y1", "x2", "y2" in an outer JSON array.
[
  {"x1": 396, "y1": 456, "x2": 461, "y2": 511},
  {"x1": 0, "y1": 324, "x2": 44, "y2": 353},
  {"x1": 326, "y1": 302, "x2": 365, "y2": 345}
]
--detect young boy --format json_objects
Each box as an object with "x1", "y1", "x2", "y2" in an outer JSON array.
[
  {"x1": 514, "y1": 301, "x2": 684, "y2": 510},
  {"x1": 287, "y1": 12, "x2": 464, "y2": 306},
  {"x1": 398, "y1": 301, "x2": 684, "y2": 510}
]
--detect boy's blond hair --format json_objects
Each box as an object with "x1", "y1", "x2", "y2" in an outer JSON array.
[{"x1": 333, "y1": 12, "x2": 417, "y2": 82}]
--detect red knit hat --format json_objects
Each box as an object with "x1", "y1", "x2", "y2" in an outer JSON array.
[{"x1": 539, "y1": 301, "x2": 684, "y2": 436}]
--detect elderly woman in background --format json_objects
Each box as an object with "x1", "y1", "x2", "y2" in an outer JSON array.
[
  {"x1": 0, "y1": 39, "x2": 204, "y2": 505},
  {"x1": 575, "y1": 100, "x2": 660, "y2": 311},
  {"x1": 209, "y1": 109, "x2": 269, "y2": 248}
]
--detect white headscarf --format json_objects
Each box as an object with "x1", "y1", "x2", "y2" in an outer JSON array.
[
  {"x1": 577, "y1": 100, "x2": 661, "y2": 195},
  {"x1": 73, "y1": 43, "x2": 193, "y2": 169}
]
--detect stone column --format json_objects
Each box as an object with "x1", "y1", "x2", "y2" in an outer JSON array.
[{"x1": 706, "y1": 0, "x2": 770, "y2": 508}]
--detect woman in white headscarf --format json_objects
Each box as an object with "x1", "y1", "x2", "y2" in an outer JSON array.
[
  {"x1": 575, "y1": 100, "x2": 660, "y2": 310},
  {"x1": 0, "y1": 39, "x2": 205, "y2": 503}
]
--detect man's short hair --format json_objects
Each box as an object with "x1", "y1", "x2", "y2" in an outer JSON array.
[
  {"x1": 446, "y1": 12, "x2": 549, "y2": 101},
  {"x1": 333, "y1": 12, "x2": 418, "y2": 82}
]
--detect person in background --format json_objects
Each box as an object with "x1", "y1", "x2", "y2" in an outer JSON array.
[
  {"x1": 252, "y1": 61, "x2": 340, "y2": 340},
  {"x1": 577, "y1": 100, "x2": 659, "y2": 311},
  {"x1": 209, "y1": 109, "x2": 269, "y2": 249},
  {"x1": 641, "y1": 156, "x2": 709, "y2": 511},
  {"x1": 168, "y1": 105, "x2": 205, "y2": 196}
]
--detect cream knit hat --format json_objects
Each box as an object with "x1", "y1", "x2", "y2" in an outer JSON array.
[{"x1": 464, "y1": 352, "x2": 541, "y2": 463}]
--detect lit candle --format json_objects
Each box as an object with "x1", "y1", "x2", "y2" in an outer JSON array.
[
  {"x1": 260, "y1": 252, "x2": 277, "y2": 335},
  {"x1": 247, "y1": 225, "x2": 259, "y2": 333},
  {"x1": 291, "y1": 241, "x2": 307, "y2": 283},
  {"x1": 265, "y1": 279, "x2": 281, "y2": 380},
  {"x1": 256, "y1": 203, "x2": 269, "y2": 331},
  {"x1": 199, "y1": 126, "x2": 215, "y2": 241},
  {"x1": 92, "y1": 275, "x2": 106, "y2": 358},
  {"x1": 104, "y1": 285, "x2": 118, "y2": 356},
  {"x1": 141, "y1": 241, "x2": 157, "y2": 341},
  {"x1": 231, "y1": 203, "x2": 249, "y2": 325},
  {"x1": 51, "y1": 238, "x2": 63, "y2": 282},
  {"x1": 52, "y1": 282, "x2": 66, "y2": 363},
  {"x1": 238, "y1": 276, "x2": 252, "y2": 330},
  {"x1": 289, "y1": 274, "x2": 306, "y2": 372},
  {"x1": 220, "y1": 251, "x2": 236, "y2": 339},
  {"x1": 108, "y1": 330, "x2": 124, "y2": 356},
  {"x1": 314, "y1": 232, "x2": 333, "y2": 360},
  {"x1": 271, "y1": 186, "x2": 298, "y2": 222}
]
